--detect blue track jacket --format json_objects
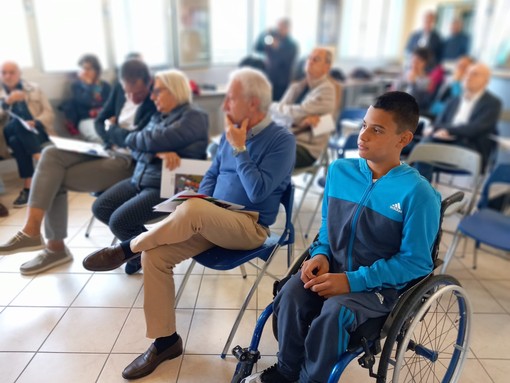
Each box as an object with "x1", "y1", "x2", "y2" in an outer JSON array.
[{"x1": 309, "y1": 158, "x2": 441, "y2": 292}]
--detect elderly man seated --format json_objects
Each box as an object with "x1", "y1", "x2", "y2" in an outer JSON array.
[
  {"x1": 82, "y1": 67, "x2": 296, "y2": 380},
  {"x1": 270, "y1": 47, "x2": 337, "y2": 168},
  {"x1": 0, "y1": 60, "x2": 55, "y2": 207},
  {"x1": 418, "y1": 62, "x2": 502, "y2": 180}
]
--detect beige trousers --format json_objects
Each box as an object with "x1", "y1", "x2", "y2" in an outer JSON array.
[{"x1": 131, "y1": 198, "x2": 269, "y2": 339}]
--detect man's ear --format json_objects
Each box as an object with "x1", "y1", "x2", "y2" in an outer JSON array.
[
  {"x1": 250, "y1": 97, "x2": 260, "y2": 112},
  {"x1": 400, "y1": 131, "x2": 414, "y2": 147}
]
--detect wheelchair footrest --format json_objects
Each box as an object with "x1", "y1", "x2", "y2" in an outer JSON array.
[
  {"x1": 357, "y1": 338, "x2": 381, "y2": 379},
  {"x1": 231, "y1": 345, "x2": 261, "y2": 383}
]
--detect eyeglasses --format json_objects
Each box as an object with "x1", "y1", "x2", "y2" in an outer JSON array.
[{"x1": 151, "y1": 87, "x2": 168, "y2": 97}]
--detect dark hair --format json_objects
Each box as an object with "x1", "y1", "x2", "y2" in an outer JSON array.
[
  {"x1": 373, "y1": 91, "x2": 419, "y2": 134},
  {"x1": 413, "y1": 47, "x2": 430, "y2": 64},
  {"x1": 120, "y1": 59, "x2": 151, "y2": 86},
  {"x1": 78, "y1": 54, "x2": 102, "y2": 75}
]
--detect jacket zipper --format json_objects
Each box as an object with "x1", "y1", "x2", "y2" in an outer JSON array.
[{"x1": 346, "y1": 179, "x2": 377, "y2": 271}]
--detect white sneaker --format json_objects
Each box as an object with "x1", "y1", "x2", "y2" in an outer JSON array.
[
  {"x1": 20, "y1": 248, "x2": 73, "y2": 275},
  {"x1": 241, "y1": 364, "x2": 295, "y2": 383}
]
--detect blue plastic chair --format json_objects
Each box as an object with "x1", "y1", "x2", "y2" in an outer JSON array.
[
  {"x1": 174, "y1": 183, "x2": 295, "y2": 357},
  {"x1": 442, "y1": 163, "x2": 510, "y2": 272},
  {"x1": 329, "y1": 108, "x2": 366, "y2": 156}
]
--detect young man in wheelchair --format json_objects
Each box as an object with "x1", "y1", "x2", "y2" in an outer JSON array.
[{"x1": 243, "y1": 91, "x2": 441, "y2": 383}]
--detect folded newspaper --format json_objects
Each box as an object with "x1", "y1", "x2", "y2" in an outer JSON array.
[{"x1": 153, "y1": 190, "x2": 244, "y2": 213}]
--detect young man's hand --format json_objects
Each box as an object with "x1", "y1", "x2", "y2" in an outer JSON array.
[
  {"x1": 301, "y1": 254, "x2": 329, "y2": 284},
  {"x1": 303, "y1": 273, "x2": 351, "y2": 298}
]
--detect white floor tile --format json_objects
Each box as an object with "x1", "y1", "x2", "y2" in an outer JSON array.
[
  {"x1": 40, "y1": 307, "x2": 130, "y2": 352},
  {"x1": 72, "y1": 273, "x2": 143, "y2": 307},
  {"x1": 0, "y1": 352, "x2": 34, "y2": 383},
  {"x1": 16, "y1": 353, "x2": 107, "y2": 383},
  {"x1": 11, "y1": 273, "x2": 91, "y2": 307},
  {"x1": 0, "y1": 307, "x2": 66, "y2": 351}
]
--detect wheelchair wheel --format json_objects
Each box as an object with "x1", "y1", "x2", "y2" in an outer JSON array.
[{"x1": 377, "y1": 275, "x2": 471, "y2": 383}]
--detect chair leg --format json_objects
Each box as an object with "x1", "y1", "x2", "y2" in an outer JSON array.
[
  {"x1": 440, "y1": 230, "x2": 462, "y2": 274},
  {"x1": 473, "y1": 246, "x2": 478, "y2": 270},
  {"x1": 84, "y1": 216, "x2": 95, "y2": 238},
  {"x1": 221, "y1": 245, "x2": 281, "y2": 358},
  {"x1": 287, "y1": 243, "x2": 295, "y2": 267},
  {"x1": 304, "y1": 192, "x2": 323, "y2": 239},
  {"x1": 174, "y1": 259, "x2": 196, "y2": 307},
  {"x1": 240, "y1": 264, "x2": 247, "y2": 278}
]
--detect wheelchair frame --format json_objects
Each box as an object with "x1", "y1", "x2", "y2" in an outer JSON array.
[{"x1": 231, "y1": 192, "x2": 472, "y2": 383}]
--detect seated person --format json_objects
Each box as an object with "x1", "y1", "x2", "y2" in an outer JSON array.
[
  {"x1": 427, "y1": 55, "x2": 474, "y2": 118},
  {"x1": 418, "y1": 62, "x2": 502, "y2": 180},
  {"x1": 270, "y1": 47, "x2": 336, "y2": 168},
  {"x1": 0, "y1": 60, "x2": 55, "y2": 207},
  {"x1": 0, "y1": 59, "x2": 157, "y2": 276},
  {"x1": 243, "y1": 91, "x2": 441, "y2": 383},
  {"x1": 92, "y1": 69, "x2": 209, "y2": 275},
  {"x1": 392, "y1": 48, "x2": 441, "y2": 113},
  {"x1": 59, "y1": 53, "x2": 111, "y2": 142},
  {"x1": 82, "y1": 67, "x2": 296, "y2": 380}
]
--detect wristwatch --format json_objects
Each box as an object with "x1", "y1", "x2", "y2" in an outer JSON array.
[{"x1": 232, "y1": 145, "x2": 247, "y2": 157}]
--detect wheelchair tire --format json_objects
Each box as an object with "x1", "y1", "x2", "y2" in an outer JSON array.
[{"x1": 377, "y1": 275, "x2": 471, "y2": 383}]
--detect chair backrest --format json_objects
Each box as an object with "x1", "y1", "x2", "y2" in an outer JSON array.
[
  {"x1": 336, "y1": 107, "x2": 366, "y2": 136},
  {"x1": 432, "y1": 191, "x2": 465, "y2": 265},
  {"x1": 339, "y1": 133, "x2": 359, "y2": 159},
  {"x1": 406, "y1": 143, "x2": 482, "y2": 177},
  {"x1": 478, "y1": 163, "x2": 510, "y2": 209}
]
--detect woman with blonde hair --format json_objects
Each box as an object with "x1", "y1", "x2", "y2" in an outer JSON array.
[{"x1": 91, "y1": 69, "x2": 209, "y2": 274}]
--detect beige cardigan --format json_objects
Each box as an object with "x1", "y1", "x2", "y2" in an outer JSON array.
[{"x1": 270, "y1": 76, "x2": 336, "y2": 160}]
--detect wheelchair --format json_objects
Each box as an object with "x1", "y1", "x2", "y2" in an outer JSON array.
[{"x1": 231, "y1": 191, "x2": 472, "y2": 383}]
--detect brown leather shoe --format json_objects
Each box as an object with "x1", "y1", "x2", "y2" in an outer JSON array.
[
  {"x1": 122, "y1": 337, "x2": 183, "y2": 380},
  {"x1": 82, "y1": 244, "x2": 139, "y2": 271}
]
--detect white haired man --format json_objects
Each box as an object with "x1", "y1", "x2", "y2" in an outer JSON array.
[{"x1": 82, "y1": 67, "x2": 296, "y2": 379}]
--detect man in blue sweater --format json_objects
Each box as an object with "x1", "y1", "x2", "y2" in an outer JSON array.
[
  {"x1": 243, "y1": 91, "x2": 441, "y2": 383},
  {"x1": 82, "y1": 67, "x2": 296, "y2": 380}
]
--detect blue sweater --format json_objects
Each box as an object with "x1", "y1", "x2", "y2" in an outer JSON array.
[
  {"x1": 199, "y1": 121, "x2": 296, "y2": 227},
  {"x1": 310, "y1": 158, "x2": 441, "y2": 292}
]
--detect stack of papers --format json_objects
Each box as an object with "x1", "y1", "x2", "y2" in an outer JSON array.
[
  {"x1": 49, "y1": 136, "x2": 110, "y2": 158},
  {"x1": 153, "y1": 190, "x2": 244, "y2": 213}
]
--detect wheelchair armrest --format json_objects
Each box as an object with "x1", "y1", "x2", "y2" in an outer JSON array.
[{"x1": 380, "y1": 274, "x2": 434, "y2": 339}]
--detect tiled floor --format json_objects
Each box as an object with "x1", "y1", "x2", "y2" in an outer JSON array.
[{"x1": 1, "y1": 165, "x2": 510, "y2": 382}]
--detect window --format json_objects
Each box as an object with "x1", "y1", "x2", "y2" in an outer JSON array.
[
  {"x1": 33, "y1": 0, "x2": 107, "y2": 71},
  {"x1": 0, "y1": 0, "x2": 33, "y2": 67},
  {"x1": 110, "y1": 0, "x2": 171, "y2": 67},
  {"x1": 176, "y1": 0, "x2": 210, "y2": 66},
  {"x1": 339, "y1": 0, "x2": 405, "y2": 60},
  {"x1": 210, "y1": 0, "x2": 248, "y2": 64},
  {"x1": 252, "y1": 0, "x2": 319, "y2": 57}
]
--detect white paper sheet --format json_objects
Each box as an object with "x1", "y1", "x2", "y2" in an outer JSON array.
[
  {"x1": 49, "y1": 136, "x2": 110, "y2": 157},
  {"x1": 7, "y1": 110, "x2": 39, "y2": 134},
  {"x1": 312, "y1": 114, "x2": 335, "y2": 137},
  {"x1": 160, "y1": 159, "x2": 212, "y2": 198}
]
